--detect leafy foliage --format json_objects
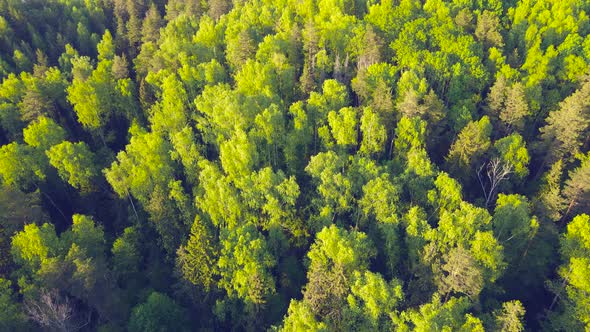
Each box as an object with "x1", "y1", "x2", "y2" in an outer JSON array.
[{"x1": 0, "y1": 0, "x2": 589, "y2": 330}]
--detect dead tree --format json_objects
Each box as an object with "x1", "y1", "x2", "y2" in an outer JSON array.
[
  {"x1": 24, "y1": 289, "x2": 90, "y2": 332},
  {"x1": 477, "y1": 158, "x2": 513, "y2": 209}
]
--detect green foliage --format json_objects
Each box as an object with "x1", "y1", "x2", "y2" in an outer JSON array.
[
  {"x1": 68, "y1": 214, "x2": 106, "y2": 259},
  {"x1": 104, "y1": 126, "x2": 176, "y2": 204},
  {"x1": 394, "y1": 116, "x2": 435, "y2": 177},
  {"x1": 67, "y1": 57, "x2": 112, "y2": 131},
  {"x1": 281, "y1": 300, "x2": 328, "y2": 332},
  {"x1": 539, "y1": 80, "x2": 590, "y2": 164},
  {"x1": 218, "y1": 223, "x2": 276, "y2": 306},
  {"x1": 128, "y1": 292, "x2": 189, "y2": 332},
  {"x1": 1, "y1": 0, "x2": 589, "y2": 330},
  {"x1": 552, "y1": 214, "x2": 590, "y2": 330},
  {"x1": 220, "y1": 129, "x2": 258, "y2": 181},
  {"x1": 534, "y1": 160, "x2": 566, "y2": 222},
  {"x1": 494, "y1": 300, "x2": 526, "y2": 332},
  {"x1": 112, "y1": 226, "x2": 141, "y2": 282},
  {"x1": 0, "y1": 143, "x2": 46, "y2": 189},
  {"x1": 150, "y1": 73, "x2": 190, "y2": 135},
  {"x1": 176, "y1": 215, "x2": 217, "y2": 291},
  {"x1": 493, "y1": 194, "x2": 538, "y2": 264},
  {"x1": 426, "y1": 202, "x2": 506, "y2": 294},
  {"x1": 428, "y1": 172, "x2": 463, "y2": 215},
  {"x1": 23, "y1": 116, "x2": 66, "y2": 150},
  {"x1": 327, "y1": 107, "x2": 358, "y2": 147},
  {"x1": 447, "y1": 116, "x2": 492, "y2": 174},
  {"x1": 307, "y1": 225, "x2": 374, "y2": 275},
  {"x1": 359, "y1": 107, "x2": 387, "y2": 155},
  {"x1": 359, "y1": 174, "x2": 400, "y2": 224},
  {"x1": 0, "y1": 278, "x2": 28, "y2": 330},
  {"x1": 305, "y1": 151, "x2": 353, "y2": 221},
  {"x1": 562, "y1": 152, "x2": 590, "y2": 217},
  {"x1": 46, "y1": 141, "x2": 98, "y2": 191},
  {"x1": 392, "y1": 295, "x2": 484, "y2": 331},
  {"x1": 11, "y1": 223, "x2": 60, "y2": 271},
  {"x1": 345, "y1": 271, "x2": 403, "y2": 330},
  {"x1": 196, "y1": 160, "x2": 242, "y2": 228},
  {"x1": 300, "y1": 225, "x2": 375, "y2": 327},
  {"x1": 494, "y1": 133, "x2": 530, "y2": 178}
]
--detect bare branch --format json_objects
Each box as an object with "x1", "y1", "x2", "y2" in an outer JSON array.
[
  {"x1": 25, "y1": 289, "x2": 90, "y2": 332},
  {"x1": 477, "y1": 158, "x2": 513, "y2": 209}
]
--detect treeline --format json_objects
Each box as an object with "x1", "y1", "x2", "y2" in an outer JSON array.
[{"x1": 0, "y1": 0, "x2": 589, "y2": 330}]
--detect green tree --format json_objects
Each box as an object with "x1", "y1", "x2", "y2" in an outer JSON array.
[
  {"x1": 150, "y1": 73, "x2": 190, "y2": 135},
  {"x1": 500, "y1": 83, "x2": 529, "y2": 133},
  {"x1": 96, "y1": 30, "x2": 115, "y2": 62},
  {"x1": 67, "y1": 56, "x2": 111, "y2": 136},
  {"x1": 344, "y1": 271, "x2": 403, "y2": 330},
  {"x1": 219, "y1": 129, "x2": 258, "y2": 182},
  {"x1": 393, "y1": 116, "x2": 436, "y2": 202},
  {"x1": 0, "y1": 187, "x2": 45, "y2": 272},
  {"x1": 111, "y1": 226, "x2": 141, "y2": 285},
  {"x1": 492, "y1": 194, "x2": 538, "y2": 264},
  {"x1": 539, "y1": 80, "x2": 590, "y2": 165},
  {"x1": 327, "y1": 107, "x2": 358, "y2": 148},
  {"x1": 551, "y1": 214, "x2": 590, "y2": 330},
  {"x1": 359, "y1": 174, "x2": 400, "y2": 225},
  {"x1": 11, "y1": 223, "x2": 59, "y2": 272},
  {"x1": 0, "y1": 142, "x2": 46, "y2": 190},
  {"x1": 427, "y1": 172, "x2": 463, "y2": 216},
  {"x1": 562, "y1": 152, "x2": 590, "y2": 219},
  {"x1": 426, "y1": 202, "x2": 506, "y2": 295},
  {"x1": 0, "y1": 278, "x2": 28, "y2": 330},
  {"x1": 494, "y1": 300, "x2": 526, "y2": 332},
  {"x1": 217, "y1": 223, "x2": 276, "y2": 315},
  {"x1": 195, "y1": 160, "x2": 242, "y2": 229},
  {"x1": 176, "y1": 215, "x2": 218, "y2": 291},
  {"x1": 22, "y1": 116, "x2": 66, "y2": 151},
  {"x1": 305, "y1": 151, "x2": 353, "y2": 224},
  {"x1": 68, "y1": 214, "x2": 106, "y2": 260},
  {"x1": 359, "y1": 107, "x2": 387, "y2": 155},
  {"x1": 392, "y1": 295, "x2": 484, "y2": 331},
  {"x1": 494, "y1": 133, "x2": 530, "y2": 179},
  {"x1": 46, "y1": 141, "x2": 98, "y2": 192},
  {"x1": 533, "y1": 160, "x2": 566, "y2": 222},
  {"x1": 281, "y1": 300, "x2": 328, "y2": 332},
  {"x1": 301, "y1": 225, "x2": 375, "y2": 328},
  {"x1": 447, "y1": 116, "x2": 492, "y2": 175},
  {"x1": 104, "y1": 125, "x2": 175, "y2": 205},
  {"x1": 128, "y1": 292, "x2": 189, "y2": 332}
]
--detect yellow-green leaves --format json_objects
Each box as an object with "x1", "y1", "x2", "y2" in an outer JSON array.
[
  {"x1": 327, "y1": 107, "x2": 358, "y2": 147},
  {"x1": 11, "y1": 223, "x2": 59, "y2": 270},
  {"x1": 23, "y1": 116, "x2": 66, "y2": 150},
  {"x1": 218, "y1": 223, "x2": 275, "y2": 305},
  {"x1": 0, "y1": 142, "x2": 46, "y2": 189},
  {"x1": 104, "y1": 129, "x2": 175, "y2": 204},
  {"x1": 46, "y1": 141, "x2": 97, "y2": 192},
  {"x1": 307, "y1": 225, "x2": 374, "y2": 274},
  {"x1": 360, "y1": 175, "x2": 399, "y2": 224},
  {"x1": 359, "y1": 107, "x2": 387, "y2": 155},
  {"x1": 556, "y1": 214, "x2": 590, "y2": 330},
  {"x1": 494, "y1": 133, "x2": 530, "y2": 178}
]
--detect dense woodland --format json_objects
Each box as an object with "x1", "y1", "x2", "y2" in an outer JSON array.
[{"x1": 0, "y1": 0, "x2": 589, "y2": 330}]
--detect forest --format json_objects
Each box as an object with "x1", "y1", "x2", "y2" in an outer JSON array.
[{"x1": 0, "y1": 0, "x2": 589, "y2": 330}]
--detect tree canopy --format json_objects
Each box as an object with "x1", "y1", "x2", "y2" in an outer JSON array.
[{"x1": 0, "y1": 0, "x2": 589, "y2": 330}]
